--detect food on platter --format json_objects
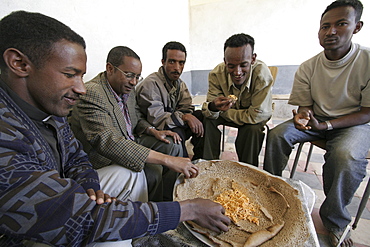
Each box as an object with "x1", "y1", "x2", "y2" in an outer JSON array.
[
  {"x1": 174, "y1": 160, "x2": 309, "y2": 247},
  {"x1": 243, "y1": 222, "x2": 285, "y2": 247},
  {"x1": 214, "y1": 185, "x2": 259, "y2": 225}
]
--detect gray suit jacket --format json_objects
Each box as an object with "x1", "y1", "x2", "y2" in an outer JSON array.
[{"x1": 69, "y1": 72, "x2": 151, "y2": 171}]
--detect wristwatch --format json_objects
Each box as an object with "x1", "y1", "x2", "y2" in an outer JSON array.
[{"x1": 325, "y1": 120, "x2": 333, "y2": 130}]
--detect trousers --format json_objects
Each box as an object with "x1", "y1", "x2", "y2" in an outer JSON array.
[
  {"x1": 263, "y1": 118, "x2": 370, "y2": 231},
  {"x1": 166, "y1": 110, "x2": 204, "y2": 160},
  {"x1": 137, "y1": 134, "x2": 182, "y2": 202},
  {"x1": 202, "y1": 116, "x2": 265, "y2": 166}
]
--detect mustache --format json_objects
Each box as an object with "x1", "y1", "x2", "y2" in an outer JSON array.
[{"x1": 171, "y1": 71, "x2": 180, "y2": 75}]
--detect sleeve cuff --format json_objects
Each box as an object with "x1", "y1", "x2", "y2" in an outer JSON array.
[
  {"x1": 202, "y1": 102, "x2": 220, "y2": 119},
  {"x1": 156, "y1": 201, "x2": 181, "y2": 233}
]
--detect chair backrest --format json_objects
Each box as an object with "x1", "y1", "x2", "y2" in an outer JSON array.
[{"x1": 268, "y1": 66, "x2": 278, "y2": 84}]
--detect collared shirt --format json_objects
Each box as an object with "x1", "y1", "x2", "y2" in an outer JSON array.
[
  {"x1": 136, "y1": 66, "x2": 194, "y2": 130},
  {"x1": 202, "y1": 60, "x2": 273, "y2": 125},
  {"x1": 107, "y1": 82, "x2": 135, "y2": 140},
  {"x1": 162, "y1": 67, "x2": 181, "y2": 113},
  {"x1": 0, "y1": 78, "x2": 62, "y2": 174}
]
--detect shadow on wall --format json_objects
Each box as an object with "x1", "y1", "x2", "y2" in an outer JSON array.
[{"x1": 181, "y1": 65, "x2": 299, "y2": 96}]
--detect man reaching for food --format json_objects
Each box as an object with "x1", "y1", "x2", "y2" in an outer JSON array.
[{"x1": 202, "y1": 33, "x2": 274, "y2": 166}]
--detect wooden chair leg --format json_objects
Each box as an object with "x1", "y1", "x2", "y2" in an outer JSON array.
[
  {"x1": 352, "y1": 177, "x2": 370, "y2": 230},
  {"x1": 290, "y1": 142, "x2": 305, "y2": 179}
]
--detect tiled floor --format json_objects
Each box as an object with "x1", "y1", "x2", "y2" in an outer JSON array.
[{"x1": 218, "y1": 121, "x2": 370, "y2": 247}]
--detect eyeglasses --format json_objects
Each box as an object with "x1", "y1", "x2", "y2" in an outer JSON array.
[{"x1": 113, "y1": 65, "x2": 143, "y2": 82}]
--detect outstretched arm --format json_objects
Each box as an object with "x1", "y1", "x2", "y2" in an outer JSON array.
[
  {"x1": 146, "y1": 150, "x2": 199, "y2": 178},
  {"x1": 294, "y1": 106, "x2": 370, "y2": 131}
]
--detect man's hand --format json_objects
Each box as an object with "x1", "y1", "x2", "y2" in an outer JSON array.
[
  {"x1": 179, "y1": 198, "x2": 231, "y2": 234},
  {"x1": 293, "y1": 108, "x2": 327, "y2": 131},
  {"x1": 150, "y1": 129, "x2": 182, "y2": 144},
  {"x1": 182, "y1": 114, "x2": 204, "y2": 137},
  {"x1": 164, "y1": 155, "x2": 199, "y2": 178},
  {"x1": 293, "y1": 109, "x2": 311, "y2": 130},
  {"x1": 209, "y1": 96, "x2": 233, "y2": 112},
  {"x1": 307, "y1": 115, "x2": 328, "y2": 131},
  {"x1": 147, "y1": 150, "x2": 199, "y2": 178},
  {"x1": 86, "y1": 189, "x2": 112, "y2": 204}
]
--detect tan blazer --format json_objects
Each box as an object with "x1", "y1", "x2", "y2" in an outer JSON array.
[{"x1": 69, "y1": 72, "x2": 151, "y2": 171}]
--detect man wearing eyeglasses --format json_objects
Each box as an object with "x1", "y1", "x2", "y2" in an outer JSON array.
[
  {"x1": 136, "y1": 41, "x2": 204, "y2": 160},
  {"x1": 69, "y1": 46, "x2": 198, "y2": 203}
]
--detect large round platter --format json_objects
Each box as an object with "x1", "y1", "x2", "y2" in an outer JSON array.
[{"x1": 174, "y1": 160, "x2": 317, "y2": 247}]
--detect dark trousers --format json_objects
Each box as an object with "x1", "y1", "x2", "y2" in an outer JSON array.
[
  {"x1": 203, "y1": 116, "x2": 265, "y2": 166},
  {"x1": 167, "y1": 110, "x2": 204, "y2": 160}
]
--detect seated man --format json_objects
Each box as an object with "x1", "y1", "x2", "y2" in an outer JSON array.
[
  {"x1": 69, "y1": 46, "x2": 192, "y2": 202},
  {"x1": 136, "y1": 41, "x2": 204, "y2": 160},
  {"x1": 263, "y1": 0, "x2": 370, "y2": 246},
  {"x1": 0, "y1": 10, "x2": 230, "y2": 246},
  {"x1": 202, "y1": 33, "x2": 273, "y2": 166}
]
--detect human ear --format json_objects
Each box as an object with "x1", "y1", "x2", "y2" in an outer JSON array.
[
  {"x1": 251, "y1": 53, "x2": 257, "y2": 64},
  {"x1": 106, "y1": 62, "x2": 114, "y2": 75},
  {"x1": 2, "y1": 48, "x2": 31, "y2": 78},
  {"x1": 353, "y1": 21, "x2": 363, "y2": 34}
]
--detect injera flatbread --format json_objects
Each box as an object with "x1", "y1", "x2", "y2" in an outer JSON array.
[{"x1": 174, "y1": 160, "x2": 309, "y2": 247}]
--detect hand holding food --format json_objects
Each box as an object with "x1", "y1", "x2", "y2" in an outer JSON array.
[
  {"x1": 227, "y1": 94, "x2": 238, "y2": 103},
  {"x1": 210, "y1": 96, "x2": 233, "y2": 112}
]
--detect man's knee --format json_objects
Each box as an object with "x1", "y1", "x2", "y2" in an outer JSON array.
[
  {"x1": 267, "y1": 121, "x2": 294, "y2": 142},
  {"x1": 266, "y1": 125, "x2": 280, "y2": 141},
  {"x1": 153, "y1": 137, "x2": 183, "y2": 157},
  {"x1": 245, "y1": 123, "x2": 264, "y2": 132},
  {"x1": 144, "y1": 163, "x2": 163, "y2": 184},
  {"x1": 165, "y1": 138, "x2": 183, "y2": 156},
  {"x1": 328, "y1": 147, "x2": 366, "y2": 171},
  {"x1": 97, "y1": 165, "x2": 147, "y2": 201},
  {"x1": 203, "y1": 117, "x2": 220, "y2": 129}
]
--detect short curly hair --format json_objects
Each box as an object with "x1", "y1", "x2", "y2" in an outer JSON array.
[
  {"x1": 224, "y1": 33, "x2": 255, "y2": 52},
  {"x1": 0, "y1": 11, "x2": 86, "y2": 69},
  {"x1": 322, "y1": 0, "x2": 363, "y2": 22}
]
